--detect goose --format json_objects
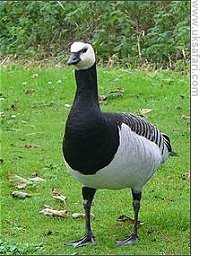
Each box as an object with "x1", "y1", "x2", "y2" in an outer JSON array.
[{"x1": 62, "y1": 42, "x2": 176, "y2": 247}]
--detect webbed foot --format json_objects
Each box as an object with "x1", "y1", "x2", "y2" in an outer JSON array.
[
  {"x1": 64, "y1": 235, "x2": 96, "y2": 248},
  {"x1": 116, "y1": 234, "x2": 138, "y2": 246}
]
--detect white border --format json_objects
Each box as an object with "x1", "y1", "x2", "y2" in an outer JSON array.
[{"x1": 191, "y1": 0, "x2": 201, "y2": 255}]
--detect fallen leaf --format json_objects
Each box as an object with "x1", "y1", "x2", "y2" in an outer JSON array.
[
  {"x1": 51, "y1": 188, "x2": 67, "y2": 203},
  {"x1": 24, "y1": 88, "x2": 36, "y2": 94},
  {"x1": 108, "y1": 88, "x2": 124, "y2": 98},
  {"x1": 29, "y1": 176, "x2": 45, "y2": 183},
  {"x1": 72, "y1": 212, "x2": 95, "y2": 219},
  {"x1": 110, "y1": 88, "x2": 124, "y2": 94},
  {"x1": 138, "y1": 108, "x2": 152, "y2": 117},
  {"x1": 10, "y1": 114, "x2": 16, "y2": 119},
  {"x1": 64, "y1": 103, "x2": 71, "y2": 108},
  {"x1": 182, "y1": 172, "x2": 190, "y2": 180},
  {"x1": 73, "y1": 201, "x2": 80, "y2": 205},
  {"x1": 99, "y1": 88, "x2": 124, "y2": 103},
  {"x1": 39, "y1": 207, "x2": 68, "y2": 218},
  {"x1": 98, "y1": 95, "x2": 108, "y2": 103},
  {"x1": 116, "y1": 215, "x2": 143, "y2": 226},
  {"x1": 32, "y1": 73, "x2": 38, "y2": 78},
  {"x1": 24, "y1": 144, "x2": 40, "y2": 148},
  {"x1": 162, "y1": 236, "x2": 171, "y2": 242},
  {"x1": 116, "y1": 215, "x2": 134, "y2": 223},
  {"x1": 0, "y1": 112, "x2": 5, "y2": 118},
  {"x1": 8, "y1": 174, "x2": 29, "y2": 189},
  {"x1": 181, "y1": 114, "x2": 190, "y2": 121},
  {"x1": 43, "y1": 204, "x2": 51, "y2": 208},
  {"x1": 11, "y1": 191, "x2": 32, "y2": 199},
  {"x1": 8, "y1": 174, "x2": 45, "y2": 189}
]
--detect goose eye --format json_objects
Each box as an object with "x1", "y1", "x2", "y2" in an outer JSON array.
[{"x1": 82, "y1": 48, "x2": 87, "y2": 53}]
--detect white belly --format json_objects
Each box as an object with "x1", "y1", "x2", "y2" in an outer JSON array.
[{"x1": 64, "y1": 124, "x2": 166, "y2": 190}]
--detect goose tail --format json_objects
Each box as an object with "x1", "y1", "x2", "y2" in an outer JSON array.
[
  {"x1": 169, "y1": 151, "x2": 178, "y2": 157},
  {"x1": 161, "y1": 132, "x2": 178, "y2": 157}
]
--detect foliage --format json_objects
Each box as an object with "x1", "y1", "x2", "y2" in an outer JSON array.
[
  {"x1": 0, "y1": 1, "x2": 190, "y2": 68},
  {"x1": 0, "y1": 239, "x2": 41, "y2": 255},
  {"x1": 141, "y1": 1, "x2": 190, "y2": 68}
]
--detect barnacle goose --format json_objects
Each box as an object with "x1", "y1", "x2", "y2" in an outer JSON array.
[{"x1": 62, "y1": 42, "x2": 175, "y2": 247}]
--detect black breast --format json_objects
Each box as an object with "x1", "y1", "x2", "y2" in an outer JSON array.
[{"x1": 62, "y1": 111, "x2": 119, "y2": 175}]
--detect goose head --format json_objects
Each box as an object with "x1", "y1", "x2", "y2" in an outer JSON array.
[{"x1": 67, "y1": 42, "x2": 95, "y2": 70}]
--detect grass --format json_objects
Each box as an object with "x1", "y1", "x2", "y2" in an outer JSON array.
[{"x1": 0, "y1": 64, "x2": 190, "y2": 255}]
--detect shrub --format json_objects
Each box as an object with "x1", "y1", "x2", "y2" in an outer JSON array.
[{"x1": 0, "y1": 1, "x2": 190, "y2": 69}]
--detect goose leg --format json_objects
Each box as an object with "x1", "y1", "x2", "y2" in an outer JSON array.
[
  {"x1": 116, "y1": 189, "x2": 142, "y2": 246},
  {"x1": 65, "y1": 186, "x2": 96, "y2": 247}
]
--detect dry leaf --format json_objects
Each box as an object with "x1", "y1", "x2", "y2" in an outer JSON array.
[
  {"x1": 116, "y1": 215, "x2": 143, "y2": 226},
  {"x1": 108, "y1": 88, "x2": 124, "y2": 98},
  {"x1": 10, "y1": 114, "x2": 16, "y2": 119},
  {"x1": 32, "y1": 73, "x2": 38, "y2": 78},
  {"x1": 99, "y1": 88, "x2": 124, "y2": 103},
  {"x1": 24, "y1": 144, "x2": 40, "y2": 148},
  {"x1": 162, "y1": 236, "x2": 171, "y2": 243},
  {"x1": 0, "y1": 112, "x2": 5, "y2": 118},
  {"x1": 110, "y1": 88, "x2": 124, "y2": 94},
  {"x1": 72, "y1": 212, "x2": 95, "y2": 219},
  {"x1": 15, "y1": 183, "x2": 27, "y2": 189},
  {"x1": 116, "y1": 215, "x2": 134, "y2": 223},
  {"x1": 98, "y1": 95, "x2": 108, "y2": 103},
  {"x1": 51, "y1": 188, "x2": 67, "y2": 203},
  {"x1": 8, "y1": 174, "x2": 45, "y2": 189},
  {"x1": 181, "y1": 114, "x2": 190, "y2": 121},
  {"x1": 39, "y1": 207, "x2": 68, "y2": 218},
  {"x1": 138, "y1": 108, "x2": 152, "y2": 117},
  {"x1": 12, "y1": 191, "x2": 32, "y2": 199},
  {"x1": 8, "y1": 174, "x2": 29, "y2": 189},
  {"x1": 43, "y1": 204, "x2": 51, "y2": 208},
  {"x1": 64, "y1": 103, "x2": 71, "y2": 108},
  {"x1": 24, "y1": 88, "x2": 36, "y2": 94},
  {"x1": 29, "y1": 176, "x2": 45, "y2": 183},
  {"x1": 182, "y1": 172, "x2": 190, "y2": 180}
]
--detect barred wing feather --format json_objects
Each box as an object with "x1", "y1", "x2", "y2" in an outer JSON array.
[{"x1": 104, "y1": 112, "x2": 173, "y2": 155}]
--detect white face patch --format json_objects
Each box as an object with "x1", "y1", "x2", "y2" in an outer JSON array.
[{"x1": 69, "y1": 42, "x2": 96, "y2": 70}]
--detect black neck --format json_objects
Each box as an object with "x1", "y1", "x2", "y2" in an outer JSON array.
[
  {"x1": 63, "y1": 62, "x2": 120, "y2": 175},
  {"x1": 68, "y1": 62, "x2": 102, "y2": 124},
  {"x1": 74, "y1": 63, "x2": 99, "y2": 104}
]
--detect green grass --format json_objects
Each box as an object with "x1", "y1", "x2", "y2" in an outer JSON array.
[{"x1": 0, "y1": 65, "x2": 190, "y2": 255}]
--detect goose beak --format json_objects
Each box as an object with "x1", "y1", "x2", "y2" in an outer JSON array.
[{"x1": 67, "y1": 53, "x2": 81, "y2": 65}]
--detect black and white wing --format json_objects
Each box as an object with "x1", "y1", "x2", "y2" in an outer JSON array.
[{"x1": 103, "y1": 112, "x2": 174, "y2": 156}]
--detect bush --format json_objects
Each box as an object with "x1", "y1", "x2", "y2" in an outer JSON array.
[{"x1": 0, "y1": 1, "x2": 190, "y2": 69}]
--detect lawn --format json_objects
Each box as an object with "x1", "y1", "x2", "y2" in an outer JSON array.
[{"x1": 0, "y1": 64, "x2": 190, "y2": 255}]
